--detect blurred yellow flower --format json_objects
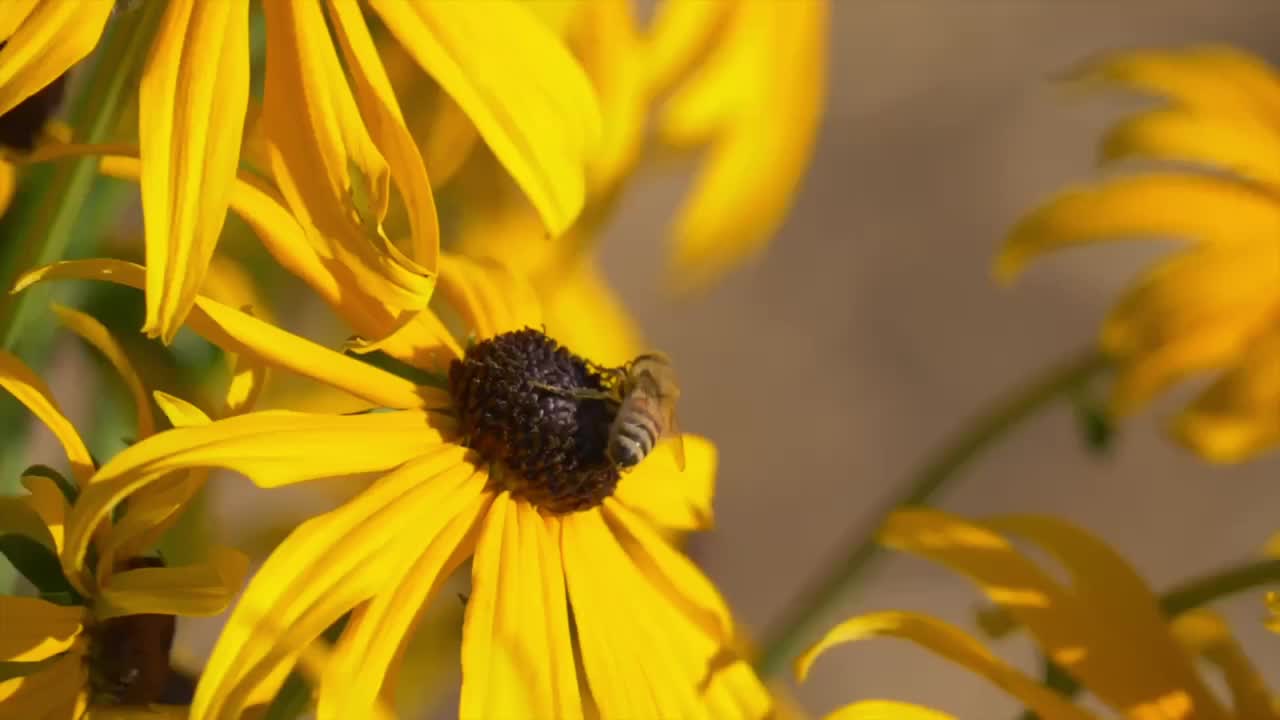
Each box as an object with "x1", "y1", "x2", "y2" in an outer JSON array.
[
  {"x1": 796, "y1": 509, "x2": 1275, "y2": 719},
  {"x1": 19, "y1": 255, "x2": 768, "y2": 720},
  {"x1": 998, "y1": 46, "x2": 1280, "y2": 462},
  {"x1": 0, "y1": 311, "x2": 249, "y2": 718},
  {"x1": 3, "y1": 0, "x2": 600, "y2": 342}
]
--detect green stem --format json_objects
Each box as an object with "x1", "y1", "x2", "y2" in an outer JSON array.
[
  {"x1": 1018, "y1": 558, "x2": 1280, "y2": 720},
  {"x1": 754, "y1": 348, "x2": 1110, "y2": 677}
]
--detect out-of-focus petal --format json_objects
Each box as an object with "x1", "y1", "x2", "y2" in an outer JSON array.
[
  {"x1": 53, "y1": 304, "x2": 156, "y2": 439},
  {"x1": 1171, "y1": 610, "x2": 1279, "y2": 719},
  {"x1": 17, "y1": 474, "x2": 66, "y2": 554},
  {"x1": 138, "y1": 0, "x2": 249, "y2": 342},
  {"x1": 437, "y1": 254, "x2": 543, "y2": 341},
  {"x1": 0, "y1": 651, "x2": 87, "y2": 716},
  {"x1": 0, "y1": 596, "x2": 83, "y2": 662},
  {"x1": 794, "y1": 612, "x2": 1094, "y2": 720},
  {"x1": 660, "y1": 0, "x2": 827, "y2": 292},
  {"x1": 542, "y1": 258, "x2": 643, "y2": 368},
  {"x1": 369, "y1": 0, "x2": 602, "y2": 236},
  {"x1": 97, "y1": 545, "x2": 249, "y2": 619},
  {"x1": 1100, "y1": 108, "x2": 1280, "y2": 187},
  {"x1": 0, "y1": 2, "x2": 111, "y2": 117},
  {"x1": 0, "y1": 350, "x2": 93, "y2": 486},
  {"x1": 613, "y1": 434, "x2": 714, "y2": 532},
  {"x1": 823, "y1": 702, "x2": 958, "y2": 720},
  {"x1": 644, "y1": 0, "x2": 733, "y2": 96},
  {"x1": 1176, "y1": 331, "x2": 1280, "y2": 462}
]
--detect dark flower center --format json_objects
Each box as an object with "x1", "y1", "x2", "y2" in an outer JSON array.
[
  {"x1": 448, "y1": 328, "x2": 620, "y2": 513},
  {"x1": 88, "y1": 557, "x2": 177, "y2": 706}
]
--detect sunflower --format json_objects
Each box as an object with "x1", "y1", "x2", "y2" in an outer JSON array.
[
  {"x1": 795, "y1": 508, "x2": 1276, "y2": 720},
  {"x1": 16, "y1": 254, "x2": 770, "y2": 720},
  {"x1": 0, "y1": 307, "x2": 250, "y2": 718},
  {"x1": 2, "y1": 0, "x2": 600, "y2": 342},
  {"x1": 998, "y1": 45, "x2": 1280, "y2": 462}
]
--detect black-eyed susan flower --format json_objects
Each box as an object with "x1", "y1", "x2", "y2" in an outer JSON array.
[
  {"x1": 17, "y1": 254, "x2": 770, "y2": 720},
  {"x1": 998, "y1": 45, "x2": 1280, "y2": 462},
  {"x1": 796, "y1": 508, "x2": 1275, "y2": 719},
  {"x1": 4, "y1": 0, "x2": 601, "y2": 342},
  {"x1": 0, "y1": 309, "x2": 251, "y2": 718}
]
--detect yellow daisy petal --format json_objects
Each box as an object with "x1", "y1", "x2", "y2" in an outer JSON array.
[
  {"x1": 0, "y1": 2, "x2": 38, "y2": 42},
  {"x1": 542, "y1": 258, "x2": 644, "y2": 368},
  {"x1": 194, "y1": 451, "x2": 479, "y2": 720},
  {"x1": 644, "y1": 0, "x2": 733, "y2": 97},
  {"x1": 0, "y1": 596, "x2": 83, "y2": 662},
  {"x1": 222, "y1": 350, "x2": 267, "y2": 417},
  {"x1": 613, "y1": 433, "x2": 714, "y2": 532},
  {"x1": 794, "y1": 611, "x2": 1094, "y2": 720},
  {"x1": 97, "y1": 545, "x2": 248, "y2": 620},
  {"x1": 417, "y1": 87, "x2": 479, "y2": 190},
  {"x1": 460, "y1": 496, "x2": 583, "y2": 720},
  {"x1": 99, "y1": 470, "x2": 206, "y2": 579},
  {"x1": 997, "y1": 174, "x2": 1280, "y2": 282},
  {"x1": 345, "y1": 305, "x2": 463, "y2": 376},
  {"x1": 570, "y1": 0, "x2": 646, "y2": 198},
  {"x1": 369, "y1": 0, "x2": 602, "y2": 236},
  {"x1": 0, "y1": 651, "x2": 87, "y2": 715},
  {"x1": 0, "y1": 495, "x2": 56, "y2": 556},
  {"x1": 16, "y1": 258, "x2": 438, "y2": 411},
  {"x1": 1171, "y1": 610, "x2": 1279, "y2": 720},
  {"x1": 438, "y1": 254, "x2": 544, "y2": 341},
  {"x1": 138, "y1": 0, "x2": 249, "y2": 342},
  {"x1": 18, "y1": 473, "x2": 67, "y2": 554},
  {"x1": 0, "y1": 2, "x2": 111, "y2": 117},
  {"x1": 824, "y1": 701, "x2": 958, "y2": 720},
  {"x1": 1101, "y1": 108, "x2": 1280, "y2": 187},
  {"x1": 319, "y1": 486, "x2": 491, "y2": 720},
  {"x1": 1176, "y1": 331, "x2": 1280, "y2": 462},
  {"x1": 53, "y1": 304, "x2": 156, "y2": 439},
  {"x1": 60, "y1": 409, "x2": 451, "y2": 594},
  {"x1": 0, "y1": 350, "x2": 93, "y2": 486}
]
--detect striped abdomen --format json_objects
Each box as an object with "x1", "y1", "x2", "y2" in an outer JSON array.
[{"x1": 607, "y1": 394, "x2": 662, "y2": 468}]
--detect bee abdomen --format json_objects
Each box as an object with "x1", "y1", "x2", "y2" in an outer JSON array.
[{"x1": 609, "y1": 409, "x2": 659, "y2": 468}]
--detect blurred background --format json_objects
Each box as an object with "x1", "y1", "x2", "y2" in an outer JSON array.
[{"x1": 16, "y1": 1, "x2": 1280, "y2": 717}]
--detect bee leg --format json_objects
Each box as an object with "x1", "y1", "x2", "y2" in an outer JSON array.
[{"x1": 529, "y1": 381, "x2": 616, "y2": 402}]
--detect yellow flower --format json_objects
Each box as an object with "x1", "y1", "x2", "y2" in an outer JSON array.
[
  {"x1": 649, "y1": 0, "x2": 828, "y2": 291},
  {"x1": 997, "y1": 45, "x2": 1280, "y2": 462},
  {"x1": 796, "y1": 508, "x2": 1275, "y2": 719},
  {"x1": 4, "y1": 0, "x2": 600, "y2": 342},
  {"x1": 0, "y1": 308, "x2": 250, "y2": 718},
  {"x1": 17, "y1": 255, "x2": 770, "y2": 720}
]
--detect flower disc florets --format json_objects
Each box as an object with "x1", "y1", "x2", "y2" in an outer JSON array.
[{"x1": 448, "y1": 328, "x2": 620, "y2": 514}]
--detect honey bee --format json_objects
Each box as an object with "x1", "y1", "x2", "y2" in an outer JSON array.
[{"x1": 605, "y1": 353, "x2": 686, "y2": 471}]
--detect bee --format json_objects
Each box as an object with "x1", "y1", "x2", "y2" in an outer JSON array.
[{"x1": 604, "y1": 353, "x2": 686, "y2": 471}]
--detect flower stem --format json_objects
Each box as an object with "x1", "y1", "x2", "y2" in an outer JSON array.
[{"x1": 754, "y1": 348, "x2": 1111, "y2": 678}]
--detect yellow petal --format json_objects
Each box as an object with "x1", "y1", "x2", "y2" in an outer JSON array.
[
  {"x1": 60, "y1": 409, "x2": 451, "y2": 595},
  {"x1": 1176, "y1": 330, "x2": 1280, "y2": 462},
  {"x1": 1101, "y1": 108, "x2": 1280, "y2": 187},
  {"x1": 997, "y1": 174, "x2": 1280, "y2": 282},
  {"x1": 825, "y1": 702, "x2": 957, "y2": 720},
  {"x1": 437, "y1": 254, "x2": 544, "y2": 341},
  {"x1": 795, "y1": 612, "x2": 1093, "y2": 720},
  {"x1": 99, "y1": 469, "x2": 206, "y2": 578},
  {"x1": 369, "y1": 0, "x2": 602, "y2": 236},
  {"x1": 0, "y1": 350, "x2": 93, "y2": 486},
  {"x1": 0, "y1": 2, "x2": 111, "y2": 117},
  {"x1": 1170, "y1": 610, "x2": 1279, "y2": 720},
  {"x1": 345, "y1": 304, "x2": 462, "y2": 376},
  {"x1": 17, "y1": 474, "x2": 67, "y2": 557},
  {"x1": 1073, "y1": 46, "x2": 1280, "y2": 125},
  {"x1": 0, "y1": 160, "x2": 16, "y2": 215},
  {"x1": 613, "y1": 433, "x2": 714, "y2": 532},
  {"x1": 193, "y1": 450, "x2": 479, "y2": 720},
  {"x1": 661, "y1": 0, "x2": 827, "y2": 292},
  {"x1": 138, "y1": 0, "x2": 250, "y2": 342},
  {"x1": 0, "y1": 596, "x2": 83, "y2": 662},
  {"x1": 16, "y1": 258, "x2": 438, "y2": 411},
  {"x1": 87, "y1": 706, "x2": 190, "y2": 719},
  {"x1": 459, "y1": 496, "x2": 583, "y2": 720},
  {"x1": 319, "y1": 486, "x2": 491, "y2": 720},
  {"x1": 542, "y1": 258, "x2": 644, "y2": 369},
  {"x1": 96, "y1": 545, "x2": 249, "y2": 619},
  {"x1": 53, "y1": 304, "x2": 155, "y2": 439},
  {"x1": 0, "y1": 1, "x2": 38, "y2": 42},
  {"x1": 326, "y1": 0, "x2": 439, "y2": 271},
  {"x1": 0, "y1": 651, "x2": 87, "y2": 716},
  {"x1": 0, "y1": 495, "x2": 56, "y2": 554},
  {"x1": 416, "y1": 86, "x2": 479, "y2": 189},
  {"x1": 643, "y1": 0, "x2": 733, "y2": 96},
  {"x1": 222, "y1": 350, "x2": 267, "y2": 418}
]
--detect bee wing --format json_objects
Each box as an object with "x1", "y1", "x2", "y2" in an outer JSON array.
[{"x1": 662, "y1": 403, "x2": 686, "y2": 472}]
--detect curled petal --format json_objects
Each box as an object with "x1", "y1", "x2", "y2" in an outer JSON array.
[
  {"x1": 1101, "y1": 108, "x2": 1280, "y2": 187},
  {"x1": 54, "y1": 304, "x2": 155, "y2": 439},
  {"x1": 1171, "y1": 610, "x2": 1278, "y2": 719},
  {"x1": 0, "y1": 351, "x2": 93, "y2": 486},
  {"x1": 1176, "y1": 330, "x2": 1280, "y2": 462},
  {"x1": 0, "y1": 2, "x2": 110, "y2": 117}
]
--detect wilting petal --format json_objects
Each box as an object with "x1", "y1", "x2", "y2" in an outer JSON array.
[
  {"x1": 53, "y1": 304, "x2": 156, "y2": 439},
  {"x1": 660, "y1": 0, "x2": 827, "y2": 292},
  {"x1": 795, "y1": 612, "x2": 1093, "y2": 720},
  {"x1": 458, "y1": 496, "x2": 583, "y2": 719},
  {"x1": 370, "y1": 0, "x2": 602, "y2": 236},
  {"x1": 0, "y1": 2, "x2": 111, "y2": 117},
  {"x1": 320, "y1": 487, "x2": 490, "y2": 720},
  {"x1": 0, "y1": 350, "x2": 93, "y2": 486},
  {"x1": 96, "y1": 545, "x2": 248, "y2": 619},
  {"x1": 1177, "y1": 330, "x2": 1280, "y2": 461},
  {"x1": 0, "y1": 651, "x2": 87, "y2": 716},
  {"x1": 438, "y1": 254, "x2": 544, "y2": 340},
  {"x1": 16, "y1": 259, "x2": 439, "y2": 411},
  {"x1": 193, "y1": 451, "x2": 481, "y2": 720},
  {"x1": 614, "y1": 433, "x2": 714, "y2": 532},
  {"x1": 60, "y1": 409, "x2": 451, "y2": 594},
  {"x1": 997, "y1": 174, "x2": 1279, "y2": 281},
  {"x1": 138, "y1": 0, "x2": 249, "y2": 342},
  {"x1": 825, "y1": 701, "x2": 957, "y2": 720},
  {"x1": 644, "y1": 0, "x2": 733, "y2": 96},
  {"x1": 1171, "y1": 610, "x2": 1279, "y2": 719},
  {"x1": 1101, "y1": 108, "x2": 1280, "y2": 187},
  {"x1": 0, "y1": 596, "x2": 83, "y2": 662},
  {"x1": 1072, "y1": 46, "x2": 1280, "y2": 125}
]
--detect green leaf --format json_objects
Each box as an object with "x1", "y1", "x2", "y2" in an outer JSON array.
[
  {"x1": 0, "y1": 534, "x2": 77, "y2": 600},
  {"x1": 20, "y1": 464, "x2": 77, "y2": 504}
]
